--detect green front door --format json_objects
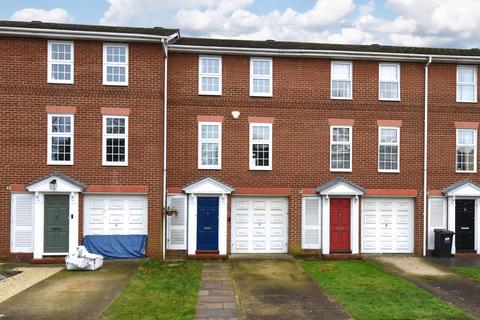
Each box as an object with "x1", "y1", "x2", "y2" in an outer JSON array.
[{"x1": 44, "y1": 195, "x2": 69, "y2": 253}]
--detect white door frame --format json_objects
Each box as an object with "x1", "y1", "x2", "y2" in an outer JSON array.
[{"x1": 447, "y1": 196, "x2": 479, "y2": 254}]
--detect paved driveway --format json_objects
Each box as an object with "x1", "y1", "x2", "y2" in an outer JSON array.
[
  {"x1": 0, "y1": 260, "x2": 141, "y2": 320},
  {"x1": 230, "y1": 256, "x2": 351, "y2": 320}
]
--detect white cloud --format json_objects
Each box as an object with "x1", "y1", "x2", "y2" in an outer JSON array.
[{"x1": 11, "y1": 8, "x2": 73, "y2": 23}]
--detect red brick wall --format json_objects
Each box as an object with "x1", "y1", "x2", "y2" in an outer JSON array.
[
  {"x1": 167, "y1": 52, "x2": 427, "y2": 254},
  {"x1": 0, "y1": 37, "x2": 165, "y2": 259}
]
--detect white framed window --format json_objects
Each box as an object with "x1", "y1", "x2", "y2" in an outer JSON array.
[
  {"x1": 427, "y1": 197, "x2": 447, "y2": 250},
  {"x1": 47, "y1": 114, "x2": 74, "y2": 165},
  {"x1": 456, "y1": 128, "x2": 477, "y2": 172},
  {"x1": 102, "y1": 115, "x2": 128, "y2": 166},
  {"x1": 103, "y1": 43, "x2": 128, "y2": 86},
  {"x1": 379, "y1": 63, "x2": 400, "y2": 101},
  {"x1": 331, "y1": 61, "x2": 352, "y2": 99},
  {"x1": 330, "y1": 126, "x2": 352, "y2": 171},
  {"x1": 457, "y1": 66, "x2": 477, "y2": 102},
  {"x1": 302, "y1": 197, "x2": 321, "y2": 249},
  {"x1": 249, "y1": 123, "x2": 272, "y2": 170},
  {"x1": 199, "y1": 56, "x2": 221, "y2": 95},
  {"x1": 250, "y1": 57, "x2": 272, "y2": 97},
  {"x1": 47, "y1": 41, "x2": 74, "y2": 84},
  {"x1": 198, "y1": 122, "x2": 222, "y2": 169},
  {"x1": 166, "y1": 195, "x2": 188, "y2": 250},
  {"x1": 379, "y1": 127, "x2": 400, "y2": 172}
]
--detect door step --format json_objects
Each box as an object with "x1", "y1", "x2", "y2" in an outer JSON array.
[
  {"x1": 191, "y1": 251, "x2": 226, "y2": 260},
  {"x1": 454, "y1": 252, "x2": 478, "y2": 258},
  {"x1": 322, "y1": 253, "x2": 362, "y2": 260}
]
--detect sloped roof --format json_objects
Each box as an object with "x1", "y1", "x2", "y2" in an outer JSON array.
[
  {"x1": 182, "y1": 176, "x2": 235, "y2": 192},
  {"x1": 26, "y1": 172, "x2": 86, "y2": 189},
  {"x1": 315, "y1": 177, "x2": 365, "y2": 193},
  {"x1": 443, "y1": 180, "x2": 480, "y2": 193}
]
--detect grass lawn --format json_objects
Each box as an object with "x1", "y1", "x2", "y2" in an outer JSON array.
[
  {"x1": 101, "y1": 260, "x2": 203, "y2": 320},
  {"x1": 452, "y1": 266, "x2": 480, "y2": 281},
  {"x1": 299, "y1": 259, "x2": 471, "y2": 320}
]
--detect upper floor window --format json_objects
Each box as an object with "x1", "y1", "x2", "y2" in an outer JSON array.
[
  {"x1": 331, "y1": 61, "x2": 352, "y2": 99},
  {"x1": 47, "y1": 114, "x2": 74, "y2": 165},
  {"x1": 250, "y1": 123, "x2": 272, "y2": 170},
  {"x1": 379, "y1": 127, "x2": 400, "y2": 172},
  {"x1": 456, "y1": 128, "x2": 476, "y2": 172},
  {"x1": 103, "y1": 115, "x2": 128, "y2": 166},
  {"x1": 199, "y1": 56, "x2": 221, "y2": 95},
  {"x1": 198, "y1": 122, "x2": 222, "y2": 169},
  {"x1": 103, "y1": 44, "x2": 128, "y2": 86},
  {"x1": 48, "y1": 41, "x2": 74, "y2": 84},
  {"x1": 330, "y1": 126, "x2": 352, "y2": 171},
  {"x1": 457, "y1": 66, "x2": 477, "y2": 103},
  {"x1": 250, "y1": 58, "x2": 272, "y2": 97},
  {"x1": 379, "y1": 64, "x2": 400, "y2": 101}
]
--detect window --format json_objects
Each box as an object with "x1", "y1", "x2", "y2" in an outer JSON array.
[
  {"x1": 199, "y1": 56, "x2": 221, "y2": 95},
  {"x1": 48, "y1": 41, "x2": 74, "y2": 84},
  {"x1": 302, "y1": 197, "x2": 321, "y2": 249},
  {"x1": 456, "y1": 128, "x2": 476, "y2": 172},
  {"x1": 103, "y1": 44, "x2": 128, "y2": 86},
  {"x1": 457, "y1": 66, "x2": 477, "y2": 102},
  {"x1": 103, "y1": 116, "x2": 128, "y2": 166},
  {"x1": 249, "y1": 123, "x2": 272, "y2": 170},
  {"x1": 250, "y1": 58, "x2": 272, "y2": 96},
  {"x1": 379, "y1": 127, "x2": 400, "y2": 172},
  {"x1": 198, "y1": 122, "x2": 221, "y2": 169},
  {"x1": 47, "y1": 114, "x2": 74, "y2": 165},
  {"x1": 331, "y1": 61, "x2": 352, "y2": 99},
  {"x1": 330, "y1": 126, "x2": 352, "y2": 171},
  {"x1": 379, "y1": 64, "x2": 400, "y2": 100}
]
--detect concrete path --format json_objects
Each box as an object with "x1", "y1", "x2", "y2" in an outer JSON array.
[
  {"x1": 196, "y1": 263, "x2": 240, "y2": 320},
  {"x1": 230, "y1": 256, "x2": 351, "y2": 320},
  {"x1": 0, "y1": 260, "x2": 141, "y2": 320},
  {"x1": 369, "y1": 255, "x2": 480, "y2": 319}
]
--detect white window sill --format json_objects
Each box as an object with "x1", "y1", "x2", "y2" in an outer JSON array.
[
  {"x1": 199, "y1": 91, "x2": 222, "y2": 96},
  {"x1": 456, "y1": 100, "x2": 478, "y2": 103},
  {"x1": 198, "y1": 166, "x2": 222, "y2": 170},
  {"x1": 330, "y1": 169, "x2": 352, "y2": 172},
  {"x1": 48, "y1": 80, "x2": 74, "y2": 85},
  {"x1": 331, "y1": 96, "x2": 353, "y2": 100},
  {"x1": 250, "y1": 93, "x2": 273, "y2": 98},
  {"x1": 249, "y1": 167, "x2": 272, "y2": 171},
  {"x1": 378, "y1": 169, "x2": 400, "y2": 173},
  {"x1": 103, "y1": 82, "x2": 129, "y2": 87},
  {"x1": 47, "y1": 162, "x2": 74, "y2": 166},
  {"x1": 455, "y1": 170, "x2": 477, "y2": 173},
  {"x1": 379, "y1": 98, "x2": 401, "y2": 102},
  {"x1": 102, "y1": 162, "x2": 129, "y2": 167}
]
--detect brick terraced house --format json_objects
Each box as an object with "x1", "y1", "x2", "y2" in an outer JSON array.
[{"x1": 1, "y1": 20, "x2": 480, "y2": 261}]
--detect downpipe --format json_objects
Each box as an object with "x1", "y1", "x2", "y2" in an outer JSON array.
[{"x1": 423, "y1": 56, "x2": 432, "y2": 256}]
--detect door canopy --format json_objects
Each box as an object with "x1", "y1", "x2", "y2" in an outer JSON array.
[
  {"x1": 183, "y1": 176, "x2": 234, "y2": 195},
  {"x1": 316, "y1": 177, "x2": 365, "y2": 196},
  {"x1": 443, "y1": 180, "x2": 480, "y2": 197},
  {"x1": 26, "y1": 172, "x2": 85, "y2": 193}
]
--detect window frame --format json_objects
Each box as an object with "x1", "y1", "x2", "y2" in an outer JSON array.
[
  {"x1": 379, "y1": 63, "x2": 401, "y2": 101},
  {"x1": 249, "y1": 122, "x2": 273, "y2": 170},
  {"x1": 330, "y1": 125, "x2": 352, "y2": 172},
  {"x1": 456, "y1": 65, "x2": 477, "y2": 103},
  {"x1": 198, "y1": 55, "x2": 222, "y2": 95},
  {"x1": 47, "y1": 114, "x2": 74, "y2": 165},
  {"x1": 456, "y1": 128, "x2": 477, "y2": 173},
  {"x1": 102, "y1": 115, "x2": 129, "y2": 166},
  {"x1": 198, "y1": 121, "x2": 222, "y2": 170},
  {"x1": 330, "y1": 61, "x2": 353, "y2": 100},
  {"x1": 103, "y1": 43, "x2": 129, "y2": 86},
  {"x1": 249, "y1": 57, "x2": 273, "y2": 97},
  {"x1": 378, "y1": 126, "x2": 400, "y2": 173},
  {"x1": 47, "y1": 40, "x2": 74, "y2": 84}
]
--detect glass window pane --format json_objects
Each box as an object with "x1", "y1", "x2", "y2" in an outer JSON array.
[
  {"x1": 333, "y1": 63, "x2": 350, "y2": 79},
  {"x1": 380, "y1": 65, "x2": 398, "y2": 81}
]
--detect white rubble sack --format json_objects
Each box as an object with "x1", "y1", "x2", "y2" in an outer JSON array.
[{"x1": 65, "y1": 246, "x2": 104, "y2": 271}]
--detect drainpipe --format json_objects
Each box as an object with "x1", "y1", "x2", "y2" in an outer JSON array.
[
  {"x1": 162, "y1": 37, "x2": 168, "y2": 261},
  {"x1": 423, "y1": 56, "x2": 432, "y2": 257}
]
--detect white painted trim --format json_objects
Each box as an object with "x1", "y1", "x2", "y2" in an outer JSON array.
[
  {"x1": 103, "y1": 43, "x2": 129, "y2": 86},
  {"x1": 198, "y1": 122, "x2": 222, "y2": 170},
  {"x1": 102, "y1": 115, "x2": 129, "y2": 166},
  {"x1": 379, "y1": 63, "x2": 401, "y2": 101},
  {"x1": 351, "y1": 197, "x2": 360, "y2": 254},
  {"x1": 321, "y1": 196, "x2": 330, "y2": 254},
  {"x1": 302, "y1": 197, "x2": 322, "y2": 249},
  {"x1": 198, "y1": 55, "x2": 222, "y2": 95},
  {"x1": 330, "y1": 61, "x2": 352, "y2": 100},
  {"x1": 447, "y1": 197, "x2": 479, "y2": 254},
  {"x1": 330, "y1": 125, "x2": 352, "y2": 172},
  {"x1": 249, "y1": 122, "x2": 273, "y2": 170},
  {"x1": 10, "y1": 193, "x2": 34, "y2": 253},
  {"x1": 47, "y1": 114, "x2": 74, "y2": 165},
  {"x1": 428, "y1": 197, "x2": 447, "y2": 250},
  {"x1": 183, "y1": 177, "x2": 234, "y2": 194},
  {"x1": 378, "y1": 126, "x2": 400, "y2": 173},
  {"x1": 249, "y1": 57, "x2": 273, "y2": 97},
  {"x1": 455, "y1": 128, "x2": 477, "y2": 173},
  {"x1": 456, "y1": 65, "x2": 477, "y2": 103},
  {"x1": 166, "y1": 194, "x2": 188, "y2": 250},
  {"x1": 47, "y1": 40, "x2": 74, "y2": 84}
]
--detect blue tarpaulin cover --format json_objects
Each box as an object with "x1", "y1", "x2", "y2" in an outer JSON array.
[{"x1": 83, "y1": 235, "x2": 148, "y2": 259}]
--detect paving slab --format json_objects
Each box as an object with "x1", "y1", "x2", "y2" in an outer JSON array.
[
  {"x1": 230, "y1": 258, "x2": 351, "y2": 320},
  {"x1": 369, "y1": 255, "x2": 480, "y2": 319},
  {"x1": 0, "y1": 259, "x2": 142, "y2": 320}
]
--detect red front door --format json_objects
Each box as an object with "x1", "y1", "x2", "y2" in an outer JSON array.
[{"x1": 330, "y1": 198, "x2": 351, "y2": 251}]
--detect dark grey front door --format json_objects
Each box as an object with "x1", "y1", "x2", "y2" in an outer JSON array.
[
  {"x1": 44, "y1": 195, "x2": 69, "y2": 253},
  {"x1": 455, "y1": 199, "x2": 475, "y2": 252}
]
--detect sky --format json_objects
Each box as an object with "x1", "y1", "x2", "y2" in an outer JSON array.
[{"x1": 1, "y1": 0, "x2": 480, "y2": 48}]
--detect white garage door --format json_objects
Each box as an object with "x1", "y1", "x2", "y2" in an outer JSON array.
[
  {"x1": 84, "y1": 195, "x2": 148, "y2": 235},
  {"x1": 362, "y1": 198, "x2": 414, "y2": 253},
  {"x1": 232, "y1": 197, "x2": 288, "y2": 253}
]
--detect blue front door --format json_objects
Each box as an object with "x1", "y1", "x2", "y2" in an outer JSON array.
[{"x1": 197, "y1": 197, "x2": 219, "y2": 251}]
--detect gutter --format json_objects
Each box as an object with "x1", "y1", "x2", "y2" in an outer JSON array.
[
  {"x1": 423, "y1": 56, "x2": 432, "y2": 256},
  {"x1": 0, "y1": 27, "x2": 179, "y2": 42}
]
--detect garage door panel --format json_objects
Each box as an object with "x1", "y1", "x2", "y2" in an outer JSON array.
[
  {"x1": 396, "y1": 215, "x2": 409, "y2": 224},
  {"x1": 363, "y1": 240, "x2": 377, "y2": 250},
  {"x1": 380, "y1": 215, "x2": 393, "y2": 224},
  {"x1": 109, "y1": 200, "x2": 124, "y2": 209},
  {"x1": 380, "y1": 202, "x2": 393, "y2": 211},
  {"x1": 232, "y1": 197, "x2": 288, "y2": 253},
  {"x1": 363, "y1": 202, "x2": 377, "y2": 211},
  {"x1": 363, "y1": 227, "x2": 376, "y2": 237},
  {"x1": 129, "y1": 200, "x2": 144, "y2": 210}
]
